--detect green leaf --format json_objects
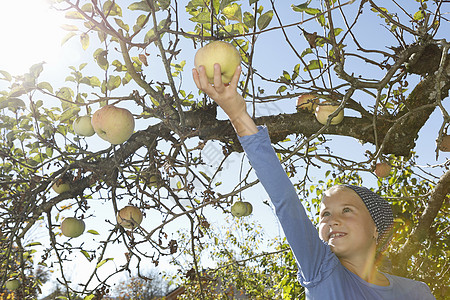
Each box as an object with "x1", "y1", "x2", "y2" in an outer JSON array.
[
  {"x1": 65, "y1": 11, "x2": 84, "y2": 19},
  {"x1": 83, "y1": 295, "x2": 95, "y2": 300},
  {"x1": 257, "y1": 10, "x2": 273, "y2": 30},
  {"x1": 94, "y1": 48, "x2": 109, "y2": 70},
  {"x1": 61, "y1": 106, "x2": 81, "y2": 122},
  {"x1": 80, "y1": 33, "x2": 89, "y2": 50},
  {"x1": 61, "y1": 32, "x2": 77, "y2": 46},
  {"x1": 81, "y1": 250, "x2": 92, "y2": 261},
  {"x1": 291, "y1": 1, "x2": 312, "y2": 12},
  {"x1": 25, "y1": 242, "x2": 42, "y2": 247},
  {"x1": 304, "y1": 59, "x2": 323, "y2": 71},
  {"x1": 0, "y1": 98, "x2": 26, "y2": 110},
  {"x1": 46, "y1": 147, "x2": 53, "y2": 157},
  {"x1": 413, "y1": 10, "x2": 424, "y2": 21},
  {"x1": 114, "y1": 18, "x2": 129, "y2": 32},
  {"x1": 199, "y1": 171, "x2": 211, "y2": 182},
  {"x1": 0, "y1": 70, "x2": 12, "y2": 81},
  {"x1": 243, "y1": 12, "x2": 255, "y2": 28},
  {"x1": 103, "y1": 1, "x2": 122, "y2": 16},
  {"x1": 30, "y1": 63, "x2": 44, "y2": 78},
  {"x1": 87, "y1": 229, "x2": 100, "y2": 235},
  {"x1": 60, "y1": 24, "x2": 78, "y2": 31},
  {"x1": 81, "y1": 3, "x2": 93, "y2": 12},
  {"x1": 107, "y1": 75, "x2": 121, "y2": 90},
  {"x1": 128, "y1": 1, "x2": 151, "y2": 11},
  {"x1": 223, "y1": 3, "x2": 242, "y2": 22},
  {"x1": 96, "y1": 258, "x2": 114, "y2": 269}
]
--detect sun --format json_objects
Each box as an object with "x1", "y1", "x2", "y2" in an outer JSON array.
[{"x1": 0, "y1": 0, "x2": 66, "y2": 76}]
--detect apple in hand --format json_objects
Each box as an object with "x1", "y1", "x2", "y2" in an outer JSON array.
[
  {"x1": 91, "y1": 105, "x2": 135, "y2": 145},
  {"x1": 61, "y1": 217, "x2": 85, "y2": 238},
  {"x1": 375, "y1": 162, "x2": 392, "y2": 178},
  {"x1": 315, "y1": 102, "x2": 344, "y2": 125},
  {"x1": 297, "y1": 94, "x2": 319, "y2": 112},
  {"x1": 5, "y1": 279, "x2": 20, "y2": 291},
  {"x1": 117, "y1": 206, "x2": 143, "y2": 229},
  {"x1": 52, "y1": 179, "x2": 71, "y2": 194},
  {"x1": 194, "y1": 40, "x2": 241, "y2": 84},
  {"x1": 438, "y1": 135, "x2": 450, "y2": 152},
  {"x1": 73, "y1": 115, "x2": 95, "y2": 137}
]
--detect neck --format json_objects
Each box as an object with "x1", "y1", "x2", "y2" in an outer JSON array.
[{"x1": 339, "y1": 250, "x2": 389, "y2": 286}]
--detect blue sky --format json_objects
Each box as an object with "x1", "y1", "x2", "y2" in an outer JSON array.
[{"x1": 1, "y1": 0, "x2": 449, "y2": 297}]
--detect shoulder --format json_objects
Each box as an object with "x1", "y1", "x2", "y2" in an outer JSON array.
[{"x1": 384, "y1": 273, "x2": 434, "y2": 297}]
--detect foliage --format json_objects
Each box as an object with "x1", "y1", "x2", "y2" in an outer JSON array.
[
  {"x1": 114, "y1": 269, "x2": 174, "y2": 299},
  {"x1": 0, "y1": 0, "x2": 449, "y2": 299}
]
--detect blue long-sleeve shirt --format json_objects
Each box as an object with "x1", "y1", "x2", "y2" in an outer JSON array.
[{"x1": 238, "y1": 126, "x2": 435, "y2": 300}]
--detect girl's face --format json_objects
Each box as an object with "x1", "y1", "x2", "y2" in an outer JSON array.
[{"x1": 318, "y1": 187, "x2": 378, "y2": 259}]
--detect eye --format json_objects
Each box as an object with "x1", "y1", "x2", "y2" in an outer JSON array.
[
  {"x1": 321, "y1": 211, "x2": 331, "y2": 217},
  {"x1": 343, "y1": 207, "x2": 352, "y2": 213}
]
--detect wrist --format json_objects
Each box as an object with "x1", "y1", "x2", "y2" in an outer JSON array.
[{"x1": 230, "y1": 111, "x2": 258, "y2": 137}]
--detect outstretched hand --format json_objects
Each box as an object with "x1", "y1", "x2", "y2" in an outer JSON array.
[
  {"x1": 192, "y1": 63, "x2": 246, "y2": 121},
  {"x1": 192, "y1": 63, "x2": 258, "y2": 137}
]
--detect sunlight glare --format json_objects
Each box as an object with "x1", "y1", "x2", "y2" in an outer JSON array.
[{"x1": 0, "y1": 0, "x2": 65, "y2": 75}]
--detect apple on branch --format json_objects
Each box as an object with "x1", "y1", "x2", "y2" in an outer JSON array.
[
  {"x1": 91, "y1": 105, "x2": 135, "y2": 145},
  {"x1": 297, "y1": 94, "x2": 319, "y2": 113},
  {"x1": 315, "y1": 102, "x2": 344, "y2": 125},
  {"x1": 52, "y1": 178, "x2": 71, "y2": 194},
  {"x1": 117, "y1": 206, "x2": 143, "y2": 229},
  {"x1": 5, "y1": 278, "x2": 20, "y2": 291},
  {"x1": 438, "y1": 135, "x2": 450, "y2": 152},
  {"x1": 73, "y1": 115, "x2": 95, "y2": 137},
  {"x1": 61, "y1": 217, "x2": 85, "y2": 238},
  {"x1": 194, "y1": 40, "x2": 241, "y2": 84},
  {"x1": 374, "y1": 162, "x2": 392, "y2": 178},
  {"x1": 231, "y1": 201, "x2": 252, "y2": 217}
]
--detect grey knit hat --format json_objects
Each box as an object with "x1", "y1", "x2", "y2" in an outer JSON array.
[{"x1": 343, "y1": 185, "x2": 394, "y2": 251}]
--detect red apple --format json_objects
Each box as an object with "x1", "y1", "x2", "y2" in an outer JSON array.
[
  {"x1": 375, "y1": 162, "x2": 392, "y2": 178},
  {"x1": 117, "y1": 206, "x2": 143, "y2": 229},
  {"x1": 296, "y1": 94, "x2": 319, "y2": 112},
  {"x1": 315, "y1": 102, "x2": 344, "y2": 125},
  {"x1": 91, "y1": 105, "x2": 135, "y2": 145}
]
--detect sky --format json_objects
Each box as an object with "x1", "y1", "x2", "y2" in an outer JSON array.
[{"x1": 1, "y1": 0, "x2": 449, "y2": 297}]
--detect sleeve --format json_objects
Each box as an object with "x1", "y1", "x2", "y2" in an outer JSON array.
[{"x1": 238, "y1": 126, "x2": 338, "y2": 287}]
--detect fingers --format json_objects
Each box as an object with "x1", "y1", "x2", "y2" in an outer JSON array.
[
  {"x1": 213, "y1": 63, "x2": 224, "y2": 89},
  {"x1": 229, "y1": 65, "x2": 241, "y2": 89}
]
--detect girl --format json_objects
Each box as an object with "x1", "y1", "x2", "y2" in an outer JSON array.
[{"x1": 192, "y1": 63, "x2": 436, "y2": 299}]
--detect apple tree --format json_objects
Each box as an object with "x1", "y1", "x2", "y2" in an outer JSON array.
[{"x1": 0, "y1": 0, "x2": 449, "y2": 299}]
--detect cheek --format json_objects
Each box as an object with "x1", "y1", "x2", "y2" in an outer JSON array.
[{"x1": 318, "y1": 223, "x2": 327, "y2": 241}]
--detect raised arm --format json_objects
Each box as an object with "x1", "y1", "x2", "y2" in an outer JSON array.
[
  {"x1": 193, "y1": 64, "x2": 337, "y2": 286},
  {"x1": 192, "y1": 64, "x2": 257, "y2": 137}
]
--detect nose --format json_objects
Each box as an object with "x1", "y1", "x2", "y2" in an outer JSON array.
[{"x1": 328, "y1": 215, "x2": 341, "y2": 227}]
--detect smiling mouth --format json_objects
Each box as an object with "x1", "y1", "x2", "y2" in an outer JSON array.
[{"x1": 329, "y1": 233, "x2": 347, "y2": 239}]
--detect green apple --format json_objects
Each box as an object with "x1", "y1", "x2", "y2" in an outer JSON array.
[
  {"x1": 91, "y1": 105, "x2": 135, "y2": 145},
  {"x1": 117, "y1": 206, "x2": 143, "y2": 229},
  {"x1": 73, "y1": 115, "x2": 95, "y2": 137},
  {"x1": 52, "y1": 179, "x2": 71, "y2": 194},
  {"x1": 243, "y1": 202, "x2": 253, "y2": 216},
  {"x1": 296, "y1": 94, "x2": 319, "y2": 113},
  {"x1": 375, "y1": 162, "x2": 391, "y2": 178},
  {"x1": 194, "y1": 41, "x2": 241, "y2": 84},
  {"x1": 315, "y1": 102, "x2": 344, "y2": 125},
  {"x1": 5, "y1": 278, "x2": 20, "y2": 291},
  {"x1": 61, "y1": 217, "x2": 85, "y2": 238},
  {"x1": 231, "y1": 202, "x2": 248, "y2": 217}
]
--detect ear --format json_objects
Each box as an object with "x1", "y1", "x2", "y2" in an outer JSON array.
[{"x1": 373, "y1": 228, "x2": 379, "y2": 242}]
